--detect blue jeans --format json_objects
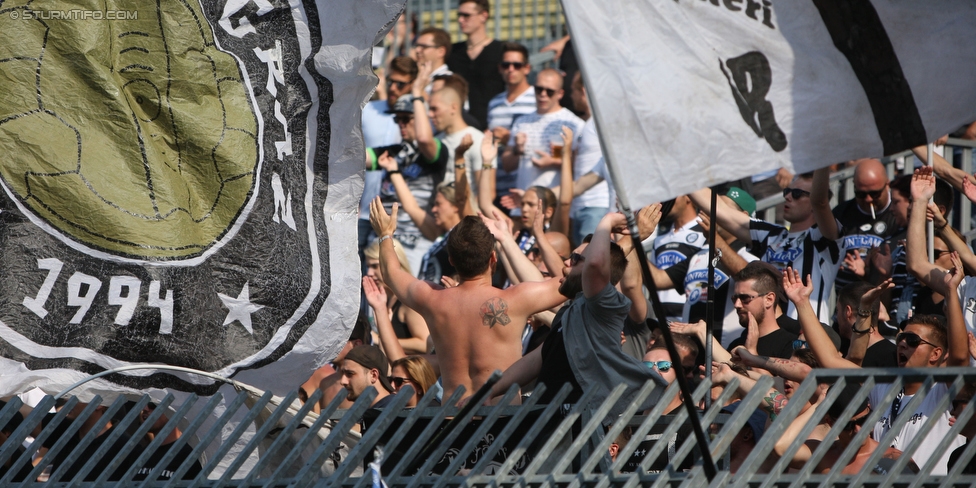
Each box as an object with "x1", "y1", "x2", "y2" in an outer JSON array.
[{"x1": 571, "y1": 207, "x2": 609, "y2": 247}]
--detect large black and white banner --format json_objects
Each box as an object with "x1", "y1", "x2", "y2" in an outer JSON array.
[
  {"x1": 562, "y1": 0, "x2": 976, "y2": 206},
  {"x1": 0, "y1": 0, "x2": 401, "y2": 397}
]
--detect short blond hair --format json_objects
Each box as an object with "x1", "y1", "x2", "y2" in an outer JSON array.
[{"x1": 364, "y1": 236, "x2": 411, "y2": 275}]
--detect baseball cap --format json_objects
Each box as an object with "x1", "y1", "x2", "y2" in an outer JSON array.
[
  {"x1": 725, "y1": 186, "x2": 756, "y2": 217},
  {"x1": 344, "y1": 345, "x2": 394, "y2": 393},
  {"x1": 384, "y1": 95, "x2": 415, "y2": 115}
]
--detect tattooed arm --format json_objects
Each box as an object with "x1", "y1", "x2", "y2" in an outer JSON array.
[
  {"x1": 733, "y1": 347, "x2": 812, "y2": 383},
  {"x1": 712, "y1": 361, "x2": 788, "y2": 418},
  {"x1": 774, "y1": 390, "x2": 823, "y2": 468}
]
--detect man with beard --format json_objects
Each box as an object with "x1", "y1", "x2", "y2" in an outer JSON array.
[
  {"x1": 477, "y1": 212, "x2": 667, "y2": 412},
  {"x1": 727, "y1": 261, "x2": 799, "y2": 360}
]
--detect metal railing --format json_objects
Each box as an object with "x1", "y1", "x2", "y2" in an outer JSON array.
[{"x1": 3, "y1": 368, "x2": 976, "y2": 486}]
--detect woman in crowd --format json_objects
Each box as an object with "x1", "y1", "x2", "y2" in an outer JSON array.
[
  {"x1": 389, "y1": 356, "x2": 439, "y2": 407},
  {"x1": 363, "y1": 239, "x2": 430, "y2": 354}
]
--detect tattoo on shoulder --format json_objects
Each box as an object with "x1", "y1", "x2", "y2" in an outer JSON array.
[{"x1": 480, "y1": 297, "x2": 511, "y2": 328}]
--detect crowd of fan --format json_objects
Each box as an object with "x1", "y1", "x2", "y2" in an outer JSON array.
[
  {"x1": 7, "y1": 0, "x2": 976, "y2": 480},
  {"x1": 316, "y1": 0, "x2": 976, "y2": 476}
]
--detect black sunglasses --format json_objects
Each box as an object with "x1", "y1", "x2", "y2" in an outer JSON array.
[
  {"x1": 527, "y1": 247, "x2": 541, "y2": 255},
  {"x1": 845, "y1": 412, "x2": 869, "y2": 431},
  {"x1": 500, "y1": 61, "x2": 525, "y2": 70},
  {"x1": 792, "y1": 339, "x2": 808, "y2": 350},
  {"x1": 569, "y1": 252, "x2": 584, "y2": 266},
  {"x1": 393, "y1": 115, "x2": 414, "y2": 125},
  {"x1": 854, "y1": 185, "x2": 886, "y2": 200},
  {"x1": 534, "y1": 85, "x2": 557, "y2": 97},
  {"x1": 782, "y1": 187, "x2": 811, "y2": 200},
  {"x1": 896, "y1": 332, "x2": 938, "y2": 349},
  {"x1": 387, "y1": 79, "x2": 410, "y2": 90},
  {"x1": 389, "y1": 376, "x2": 409, "y2": 389},
  {"x1": 933, "y1": 249, "x2": 952, "y2": 258},
  {"x1": 456, "y1": 11, "x2": 474, "y2": 18}
]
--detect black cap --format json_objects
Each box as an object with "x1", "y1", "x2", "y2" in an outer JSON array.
[{"x1": 344, "y1": 345, "x2": 394, "y2": 392}]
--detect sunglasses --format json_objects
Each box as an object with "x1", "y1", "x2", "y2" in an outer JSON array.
[
  {"x1": 782, "y1": 187, "x2": 811, "y2": 200},
  {"x1": 896, "y1": 332, "x2": 938, "y2": 349},
  {"x1": 933, "y1": 249, "x2": 952, "y2": 258},
  {"x1": 854, "y1": 186, "x2": 886, "y2": 200},
  {"x1": 500, "y1": 61, "x2": 525, "y2": 70},
  {"x1": 389, "y1": 376, "x2": 410, "y2": 389},
  {"x1": 732, "y1": 293, "x2": 762, "y2": 304},
  {"x1": 387, "y1": 79, "x2": 410, "y2": 90},
  {"x1": 414, "y1": 43, "x2": 437, "y2": 50},
  {"x1": 393, "y1": 115, "x2": 414, "y2": 125},
  {"x1": 527, "y1": 247, "x2": 541, "y2": 255},
  {"x1": 644, "y1": 360, "x2": 673, "y2": 373},
  {"x1": 534, "y1": 86, "x2": 557, "y2": 97},
  {"x1": 792, "y1": 339, "x2": 808, "y2": 350},
  {"x1": 569, "y1": 252, "x2": 585, "y2": 266}
]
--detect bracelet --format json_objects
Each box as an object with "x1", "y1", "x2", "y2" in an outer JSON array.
[
  {"x1": 852, "y1": 324, "x2": 871, "y2": 334},
  {"x1": 482, "y1": 164, "x2": 494, "y2": 170},
  {"x1": 856, "y1": 308, "x2": 872, "y2": 318},
  {"x1": 454, "y1": 164, "x2": 465, "y2": 170},
  {"x1": 387, "y1": 169, "x2": 400, "y2": 175},
  {"x1": 935, "y1": 223, "x2": 947, "y2": 232},
  {"x1": 378, "y1": 235, "x2": 394, "y2": 245}
]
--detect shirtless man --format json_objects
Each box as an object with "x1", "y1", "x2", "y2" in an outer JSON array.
[{"x1": 369, "y1": 197, "x2": 565, "y2": 401}]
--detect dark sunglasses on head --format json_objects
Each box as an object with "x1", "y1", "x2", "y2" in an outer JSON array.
[
  {"x1": 389, "y1": 376, "x2": 409, "y2": 389},
  {"x1": 387, "y1": 79, "x2": 410, "y2": 90},
  {"x1": 393, "y1": 115, "x2": 414, "y2": 125},
  {"x1": 500, "y1": 61, "x2": 525, "y2": 70},
  {"x1": 896, "y1": 332, "x2": 938, "y2": 348},
  {"x1": 782, "y1": 187, "x2": 811, "y2": 200},
  {"x1": 644, "y1": 360, "x2": 673, "y2": 373},
  {"x1": 569, "y1": 252, "x2": 584, "y2": 266},
  {"x1": 534, "y1": 85, "x2": 557, "y2": 97}
]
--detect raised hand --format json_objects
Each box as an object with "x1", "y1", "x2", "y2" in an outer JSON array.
[
  {"x1": 377, "y1": 151, "x2": 399, "y2": 172},
  {"x1": 369, "y1": 196, "x2": 399, "y2": 238},
  {"x1": 744, "y1": 312, "x2": 759, "y2": 355},
  {"x1": 500, "y1": 188, "x2": 524, "y2": 211},
  {"x1": 560, "y1": 126, "x2": 574, "y2": 153},
  {"x1": 843, "y1": 251, "x2": 866, "y2": 277},
  {"x1": 670, "y1": 320, "x2": 707, "y2": 342},
  {"x1": 490, "y1": 126, "x2": 511, "y2": 147},
  {"x1": 481, "y1": 129, "x2": 498, "y2": 164},
  {"x1": 479, "y1": 208, "x2": 514, "y2": 241},
  {"x1": 637, "y1": 203, "x2": 663, "y2": 241},
  {"x1": 927, "y1": 202, "x2": 948, "y2": 228},
  {"x1": 910, "y1": 166, "x2": 936, "y2": 201},
  {"x1": 710, "y1": 361, "x2": 736, "y2": 386},
  {"x1": 413, "y1": 61, "x2": 433, "y2": 97},
  {"x1": 782, "y1": 268, "x2": 813, "y2": 305},
  {"x1": 362, "y1": 276, "x2": 388, "y2": 310},
  {"x1": 968, "y1": 332, "x2": 976, "y2": 362},
  {"x1": 868, "y1": 242, "x2": 892, "y2": 278},
  {"x1": 530, "y1": 207, "x2": 545, "y2": 238},
  {"x1": 860, "y1": 278, "x2": 895, "y2": 309},
  {"x1": 963, "y1": 176, "x2": 976, "y2": 205},
  {"x1": 457, "y1": 134, "x2": 474, "y2": 158},
  {"x1": 945, "y1": 251, "x2": 965, "y2": 290},
  {"x1": 440, "y1": 275, "x2": 459, "y2": 288}
]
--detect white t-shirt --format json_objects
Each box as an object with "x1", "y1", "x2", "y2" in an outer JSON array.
[
  {"x1": 571, "y1": 117, "x2": 611, "y2": 211},
  {"x1": 508, "y1": 108, "x2": 584, "y2": 190},
  {"x1": 360, "y1": 100, "x2": 401, "y2": 220},
  {"x1": 870, "y1": 382, "x2": 964, "y2": 475},
  {"x1": 439, "y1": 126, "x2": 485, "y2": 209},
  {"x1": 954, "y1": 277, "x2": 976, "y2": 366},
  {"x1": 749, "y1": 220, "x2": 845, "y2": 320}
]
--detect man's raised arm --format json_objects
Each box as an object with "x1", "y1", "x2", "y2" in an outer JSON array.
[
  {"x1": 782, "y1": 269, "x2": 856, "y2": 369},
  {"x1": 582, "y1": 212, "x2": 625, "y2": 298},
  {"x1": 811, "y1": 167, "x2": 839, "y2": 240},
  {"x1": 688, "y1": 188, "x2": 751, "y2": 242},
  {"x1": 369, "y1": 197, "x2": 434, "y2": 311},
  {"x1": 905, "y1": 167, "x2": 950, "y2": 296},
  {"x1": 943, "y1": 252, "x2": 969, "y2": 367}
]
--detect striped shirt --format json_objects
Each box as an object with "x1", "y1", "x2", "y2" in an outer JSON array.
[
  {"x1": 749, "y1": 220, "x2": 844, "y2": 321},
  {"x1": 486, "y1": 87, "x2": 536, "y2": 130},
  {"x1": 509, "y1": 108, "x2": 584, "y2": 190}
]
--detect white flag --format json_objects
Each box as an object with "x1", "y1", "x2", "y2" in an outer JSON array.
[{"x1": 562, "y1": 0, "x2": 976, "y2": 207}]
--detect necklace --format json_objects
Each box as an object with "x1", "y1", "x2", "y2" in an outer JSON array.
[{"x1": 466, "y1": 37, "x2": 491, "y2": 51}]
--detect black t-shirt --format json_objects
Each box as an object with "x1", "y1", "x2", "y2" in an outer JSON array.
[
  {"x1": 446, "y1": 40, "x2": 505, "y2": 129},
  {"x1": 729, "y1": 327, "x2": 798, "y2": 360},
  {"x1": 132, "y1": 441, "x2": 202, "y2": 481},
  {"x1": 861, "y1": 338, "x2": 898, "y2": 368},
  {"x1": 51, "y1": 426, "x2": 144, "y2": 481},
  {"x1": 832, "y1": 198, "x2": 901, "y2": 290},
  {"x1": 536, "y1": 315, "x2": 583, "y2": 405}
]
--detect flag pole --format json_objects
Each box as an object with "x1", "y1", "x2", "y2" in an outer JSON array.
[
  {"x1": 561, "y1": 4, "x2": 717, "y2": 479},
  {"x1": 704, "y1": 187, "x2": 717, "y2": 409},
  {"x1": 927, "y1": 143, "x2": 935, "y2": 262}
]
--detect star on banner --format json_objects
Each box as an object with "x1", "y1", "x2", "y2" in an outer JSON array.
[{"x1": 218, "y1": 282, "x2": 264, "y2": 334}]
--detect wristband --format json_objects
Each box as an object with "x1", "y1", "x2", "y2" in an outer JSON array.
[
  {"x1": 856, "y1": 308, "x2": 872, "y2": 318},
  {"x1": 455, "y1": 163, "x2": 465, "y2": 169},
  {"x1": 378, "y1": 235, "x2": 394, "y2": 245},
  {"x1": 387, "y1": 169, "x2": 400, "y2": 175},
  {"x1": 852, "y1": 324, "x2": 871, "y2": 334}
]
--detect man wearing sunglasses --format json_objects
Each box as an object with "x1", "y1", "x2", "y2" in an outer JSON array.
[
  {"x1": 816, "y1": 159, "x2": 900, "y2": 293},
  {"x1": 360, "y1": 57, "x2": 421, "y2": 264},
  {"x1": 500, "y1": 69, "x2": 583, "y2": 194},
  {"x1": 784, "y1": 260, "x2": 968, "y2": 475},
  {"x1": 446, "y1": 0, "x2": 504, "y2": 129},
  {"x1": 364, "y1": 63, "x2": 448, "y2": 272},
  {"x1": 486, "y1": 43, "x2": 535, "y2": 148},
  {"x1": 690, "y1": 172, "x2": 843, "y2": 321}
]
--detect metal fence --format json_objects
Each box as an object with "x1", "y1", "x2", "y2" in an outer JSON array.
[{"x1": 3, "y1": 368, "x2": 976, "y2": 486}]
